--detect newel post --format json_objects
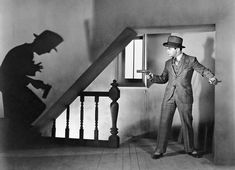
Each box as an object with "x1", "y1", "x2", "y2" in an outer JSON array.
[{"x1": 108, "y1": 80, "x2": 120, "y2": 148}]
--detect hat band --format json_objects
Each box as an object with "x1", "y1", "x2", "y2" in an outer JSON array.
[{"x1": 163, "y1": 42, "x2": 185, "y2": 48}]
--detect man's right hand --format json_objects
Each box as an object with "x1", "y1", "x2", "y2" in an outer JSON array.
[
  {"x1": 137, "y1": 70, "x2": 153, "y2": 79},
  {"x1": 146, "y1": 72, "x2": 154, "y2": 80}
]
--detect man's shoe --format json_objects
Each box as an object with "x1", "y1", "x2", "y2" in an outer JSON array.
[
  {"x1": 187, "y1": 151, "x2": 202, "y2": 158},
  {"x1": 151, "y1": 152, "x2": 163, "y2": 159}
]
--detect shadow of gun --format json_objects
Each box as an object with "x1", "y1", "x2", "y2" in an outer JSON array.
[{"x1": 42, "y1": 84, "x2": 52, "y2": 98}]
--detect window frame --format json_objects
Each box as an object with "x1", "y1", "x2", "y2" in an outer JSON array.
[{"x1": 116, "y1": 35, "x2": 147, "y2": 87}]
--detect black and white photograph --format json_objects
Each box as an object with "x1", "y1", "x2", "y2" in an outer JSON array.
[{"x1": 0, "y1": 0, "x2": 234, "y2": 169}]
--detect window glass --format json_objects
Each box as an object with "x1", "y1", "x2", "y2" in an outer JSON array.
[{"x1": 116, "y1": 36, "x2": 146, "y2": 87}]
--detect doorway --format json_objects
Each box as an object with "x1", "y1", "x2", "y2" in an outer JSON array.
[{"x1": 139, "y1": 24, "x2": 216, "y2": 154}]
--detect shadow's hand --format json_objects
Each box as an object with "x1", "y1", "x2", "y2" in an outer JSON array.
[
  {"x1": 34, "y1": 62, "x2": 43, "y2": 73},
  {"x1": 30, "y1": 79, "x2": 46, "y2": 89},
  {"x1": 146, "y1": 72, "x2": 154, "y2": 80}
]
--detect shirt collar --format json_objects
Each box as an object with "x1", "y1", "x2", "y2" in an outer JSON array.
[
  {"x1": 172, "y1": 53, "x2": 183, "y2": 61},
  {"x1": 175, "y1": 52, "x2": 183, "y2": 61}
]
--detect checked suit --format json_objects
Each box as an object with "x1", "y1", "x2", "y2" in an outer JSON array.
[{"x1": 150, "y1": 53, "x2": 214, "y2": 153}]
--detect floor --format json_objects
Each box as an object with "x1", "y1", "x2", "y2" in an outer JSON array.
[{"x1": 0, "y1": 138, "x2": 234, "y2": 170}]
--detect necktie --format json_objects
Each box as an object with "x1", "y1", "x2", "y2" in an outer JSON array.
[{"x1": 173, "y1": 57, "x2": 179, "y2": 65}]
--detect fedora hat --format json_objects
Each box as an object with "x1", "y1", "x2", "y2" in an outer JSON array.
[
  {"x1": 33, "y1": 30, "x2": 63, "y2": 52},
  {"x1": 163, "y1": 35, "x2": 185, "y2": 48}
]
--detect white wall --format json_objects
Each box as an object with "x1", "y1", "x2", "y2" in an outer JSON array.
[{"x1": 91, "y1": 0, "x2": 235, "y2": 164}]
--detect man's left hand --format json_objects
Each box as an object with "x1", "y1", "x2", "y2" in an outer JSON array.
[{"x1": 209, "y1": 77, "x2": 220, "y2": 85}]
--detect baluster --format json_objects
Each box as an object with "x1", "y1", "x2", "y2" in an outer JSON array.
[
  {"x1": 51, "y1": 119, "x2": 56, "y2": 138},
  {"x1": 94, "y1": 95, "x2": 99, "y2": 140},
  {"x1": 108, "y1": 80, "x2": 120, "y2": 147},
  {"x1": 80, "y1": 95, "x2": 84, "y2": 140},
  {"x1": 65, "y1": 105, "x2": 70, "y2": 139}
]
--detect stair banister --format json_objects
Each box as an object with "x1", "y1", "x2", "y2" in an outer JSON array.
[{"x1": 33, "y1": 27, "x2": 137, "y2": 130}]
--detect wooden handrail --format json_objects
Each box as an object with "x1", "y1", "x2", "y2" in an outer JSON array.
[
  {"x1": 33, "y1": 28, "x2": 137, "y2": 129},
  {"x1": 81, "y1": 91, "x2": 109, "y2": 97}
]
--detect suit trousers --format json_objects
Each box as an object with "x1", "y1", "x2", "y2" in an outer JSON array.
[{"x1": 155, "y1": 94, "x2": 194, "y2": 153}]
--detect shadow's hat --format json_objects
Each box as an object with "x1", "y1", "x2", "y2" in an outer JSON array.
[
  {"x1": 163, "y1": 35, "x2": 185, "y2": 48},
  {"x1": 33, "y1": 30, "x2": 63, "y2": 52}
]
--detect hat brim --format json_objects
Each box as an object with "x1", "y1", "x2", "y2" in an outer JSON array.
[{"x1": 163, "y1": 42, "x2": 185, "y2": 48}]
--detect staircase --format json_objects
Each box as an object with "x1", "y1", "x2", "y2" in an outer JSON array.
[{"x1": 23, "y1": 28, "x2": 137, "y2": 147}]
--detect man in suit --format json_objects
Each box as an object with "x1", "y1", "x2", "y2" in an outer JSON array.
[{"x1": 146, "y1": 35, "x2": 218, "y2": 159}]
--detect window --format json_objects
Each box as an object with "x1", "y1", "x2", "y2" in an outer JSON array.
[{"x1": 116, "y1": 35, "x2": 146, "y2": 87}]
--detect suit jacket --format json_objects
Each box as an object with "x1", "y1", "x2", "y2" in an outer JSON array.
[{"x1": 150, "y1": 53, "x2": 214, "y2": 104}]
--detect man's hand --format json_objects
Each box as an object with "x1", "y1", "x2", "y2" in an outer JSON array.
[
  {"x1": 209, "y1": 77, "x2": 221, "y2": 85},
  {"x1": 137, "y1": 70, "x2": 153, "y2": 79},
  {"x1": 146, "y1": 72, "x2": 154, "y2": 80}
]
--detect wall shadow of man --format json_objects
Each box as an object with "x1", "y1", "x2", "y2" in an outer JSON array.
[
  {"x1": 0, "y1": 30, "x2": 63, "y2": 129},
  {"x1": 197, "y1": 37, "x2": 215, "y2": 154}
]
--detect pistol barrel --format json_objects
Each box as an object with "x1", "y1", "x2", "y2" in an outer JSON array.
[{"x1": 137, "y1": 70, "x2": 150, "y2": 74}]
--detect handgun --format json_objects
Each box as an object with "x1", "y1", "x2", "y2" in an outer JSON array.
[{"x1": 137, "y1": 70, "x2": 151, "y2": 74}]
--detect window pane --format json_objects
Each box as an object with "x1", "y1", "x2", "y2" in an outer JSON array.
[
  {"x1": 125, "y1": 41, "x2": 134, "y2": 79},
  {"x1": 134, "y1": 39, "x2": 143, "y2": 79}
]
